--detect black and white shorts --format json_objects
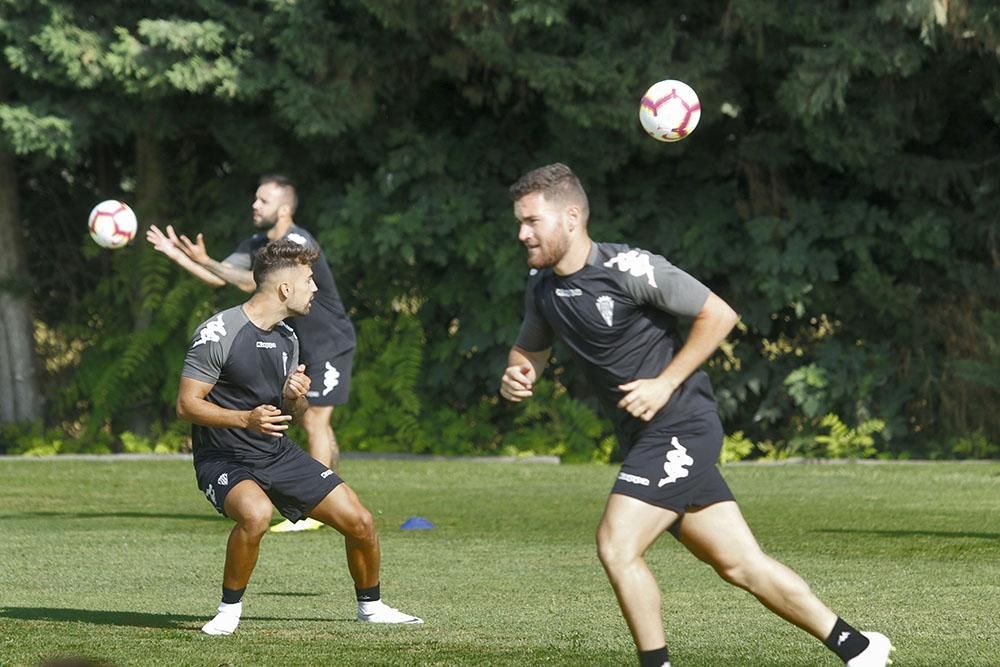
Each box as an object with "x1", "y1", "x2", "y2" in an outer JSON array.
[
  {"x1": 195, "y1": 443, "x2": 343, "y2": 521},
  {"x1": 611, "y1": 411, "x2": 735, "y2": 519},
  {"x1": 302, "y1": 347, "x2": 354, "y2": 407}
]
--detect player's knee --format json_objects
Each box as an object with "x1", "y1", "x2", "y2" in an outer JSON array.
[
  {"x1": 343, "y1": 506, "x2": 375, "y2": 542},
  {"x1": 235, "y1": 503, "x2": 272, "y2": 537},
  {"x1": 715, "y1": 552, "x2": 768, "y2": 590},
  {"x1": 596, "y1": 530, "x2": 633, "y2": 571}
]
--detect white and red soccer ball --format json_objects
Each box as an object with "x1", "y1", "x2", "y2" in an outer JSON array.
[
  {"x1": 88, "y1": 200, "x2": 137, "y2": 249},
  {"x1": 639, "y1": 79, "x2": 701, "y2": 142}
]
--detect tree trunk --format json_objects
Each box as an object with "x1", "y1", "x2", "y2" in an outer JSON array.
[
  {"x1": 0, "y1": 147, "x2": 43, "y2": 423},
  {"x1": 117, "y1": 131, "x2": 168, "y2": 437}
]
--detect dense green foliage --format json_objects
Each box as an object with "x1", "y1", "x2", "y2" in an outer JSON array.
[
  {"x1": 1, "y1": 458, "x2": 999, "y2": 665},
  {"x1": 1, "y1": 1, "x2": 997, "y2": 456}
]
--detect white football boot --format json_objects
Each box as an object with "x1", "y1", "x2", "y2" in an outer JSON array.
[
  {"x1": 357, "y1": 600, "x2": 423, "y2": 624},
  {"x1": 846, "y1": 632, "x2": 894, "y2": 667},
  {"x1": 201, "y1": 602, "x2": 242, "y2": 636}
]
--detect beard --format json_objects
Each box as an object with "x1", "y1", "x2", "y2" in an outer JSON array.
[
  {"x1": 525, "y1": 234, "x2": 569, "y2": 269},
  {"x1": 253, "y1": 212, "x2": 278, "y2": 229}
]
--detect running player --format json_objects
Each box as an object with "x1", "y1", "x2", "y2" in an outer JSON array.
[
  {"x1": 178, "y1": 239, "x2": 421, "y2": 635},
  {"x1": 499, "y1": 163, "x2": 892, "y2": 667},
  {"x1": 148, "y1": 175, "x2": 353, "y2": 533}
]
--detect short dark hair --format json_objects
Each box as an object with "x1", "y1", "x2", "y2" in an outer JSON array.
[
  {"x1": 259, "y1": 174, "x2": 298, "y2": 214},
  {"x1": 508, "y1": 162, "x2": 589, "y2": 217},
  {"x1": 252, "y1": 239, "x2": 319, "y2": 289}
]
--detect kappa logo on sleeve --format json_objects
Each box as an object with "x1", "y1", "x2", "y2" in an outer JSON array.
[
  {"x1": 286, "y1": 233, "x2": 308, "y2": 246},
  {"x1": 192, "y1": 313, "x2": 227, "y2": 347},
  {"x1": 604, "y1": 250, "x2": 658, "y2": 288}
]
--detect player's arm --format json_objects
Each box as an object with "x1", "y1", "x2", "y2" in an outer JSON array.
[
  {"x1": 197, "y1": 257, "x2": 256, "y2": 293},
  {"x1": 174, "y1": 232, "x2": 257, "y2": 293},
  {"x1": 281, "y1": 364, "x2": 310, "y2": 421},
  {"x1": 651, "y1": 291, "x2": 737, "y2": 389},
  {"x1": 501, "y1": 345, "x2": 550, "y2": 402},
  {"x1": 146, "y1": 224, "x2": 226, "y2": 287},
  {"x1": 177, "y1": 376, "x2": 291, "y2": 437},
  {"x1": 617, "y1": 251, "x2": 739, "y2": 420},
  {"x1": 501, "y1": 275, "x2": 555, "y2": 403}
]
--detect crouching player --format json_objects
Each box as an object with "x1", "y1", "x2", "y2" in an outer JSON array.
[{"x1": 177, "y1": 239, "x2": 422, "y2": 634}]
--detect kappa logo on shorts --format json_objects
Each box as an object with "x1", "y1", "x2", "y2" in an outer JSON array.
[
  {"x1": 217, "y1": 473, "x2": 229, "y2": 486},
  {"x1": 617, "y1": 472, "x2": 650, "y2": 486},
  {"x1": 321, "y1": 469, "x2": 335, "y2": 479},
  {"x1": 658, "y1": 436, "x2": 694, "y2": 487},
  {"x1": 204, "y1": 483, "x2": 216, "y2": 505},
  {"x1": 322, "y1": 361, "x2": 341, "y2": 396}
]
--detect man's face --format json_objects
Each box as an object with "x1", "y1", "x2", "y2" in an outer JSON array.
[
  {"x1": 283, "y1": 263, "x2": 318, "y2": 316},
  {"x1": 514, "y1": 191, "x2": 571, "y2": 269},
  {"x1": 252, "y1": 182, "x2": 285, "y2": 229}
]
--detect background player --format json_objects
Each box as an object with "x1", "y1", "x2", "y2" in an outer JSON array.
[
  {"x1": 148, "y1": 175, "x2": 355, "y2": 532},
  {"x1": 499, "y1": 163, "x2": 892, "y2": 667},
  {"x1": 178, "y1": 239, "x2": 421, "y2": 634}
]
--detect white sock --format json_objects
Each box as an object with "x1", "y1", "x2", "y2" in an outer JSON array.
[
  {"x1": 218, "y1": 601, "x2": 243, "y2": 616},
  {"x1": 358, "y1": 599, "x2": 382, "y2": 615}
]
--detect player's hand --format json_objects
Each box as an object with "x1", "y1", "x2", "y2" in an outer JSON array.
[
  {"x1": 146, "y1": 224, "x2": 182, "y2": 260},
  {"x1": 245, "y1": 404, "x2": 292, "y2": 437},
  {"x1": 617, "y1": 377, "x2": 677, "y2": 422},
  {"x1": 177, "y1": 231, "x2": 211, "y2": 265},
  {"x1": 283, "y1": 364, "x2": 310, "y2": 401},
  {"x1": 500, "y1": 364, "x2": 536, "y2": 402}
]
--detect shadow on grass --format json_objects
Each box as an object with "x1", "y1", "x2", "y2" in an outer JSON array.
[
  {"x1": 818, "y1": 528, "x2": 1000, "y2": 540},
  {"x1": 0, "y1": 607, "x2": 348, "y2": 629},
  {"x1": 0, "y1": 511, "x2": 219, "y2": 522}
]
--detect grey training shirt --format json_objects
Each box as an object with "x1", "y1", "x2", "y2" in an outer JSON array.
[
  {"x1": 515, "y1": 242, "x2": 718, "y2": 447},
  {"x1": 181, "y1": 305, "x2": 299, "y2": 462}
]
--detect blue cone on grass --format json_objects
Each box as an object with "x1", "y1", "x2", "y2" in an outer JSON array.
[{"x1": 400, "y1": 516, "x2": 434, "y2": 530}]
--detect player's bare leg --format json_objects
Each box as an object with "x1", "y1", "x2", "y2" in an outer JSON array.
[
  {"x1": 308, "y1": 483, "x2": 379, "y2": 586},
  {"x1": 202, "y1": 480, "x2": 272, "y2": 635},
  {"x1": 308, "y1": 484, "x2": 422, "y2": 624},
  {"x1": 222, "y1": 481, "x2": 274, "y2": 588},
  {"x1": 303, "y1": 405, "x2": 339, "y2": 471},
  {"x1": 676, "y1": 500, "x2": 836, "y2": 639},
  {"x1": 596, "y1": 493, "x2": 678, "y2": 652},
  {"x1": 270, "y1": 405, "x2": 338, "y2": 533},
  {"x1": 677, "y1": 501, "x2": 893, "y2": 664}
]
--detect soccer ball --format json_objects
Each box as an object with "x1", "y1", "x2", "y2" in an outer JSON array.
[
  {"x1": 88, "y1": 200, "x2": 137, "y2": 249},
  {"x1": 638, "y1": 79, "x2": 702, "y2": 142}
]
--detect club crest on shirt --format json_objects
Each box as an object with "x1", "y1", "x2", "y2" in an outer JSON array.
[
  {"x1": 192, "y1": 313, "x2": 227, "y2": 347},
  {"x1": 596, "y1": 295, "x2": 615, "y2": 326}
]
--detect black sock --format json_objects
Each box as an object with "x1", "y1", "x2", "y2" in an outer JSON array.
[
  {"x1": 355, "y1": 583, "x2": 380, "y2": 602},
  {"x1": 638, "y1": 646, "x2": 669, "y2": 667},
  {"x1": 824, "y1": 617, "x2": 870, "y2": 662},
  {"x1": 221, "y1": 586, "x2": 245, "y2": 605}
]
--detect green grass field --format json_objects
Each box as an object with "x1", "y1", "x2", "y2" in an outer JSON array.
[{"x1": 1, "y1": 458, "x2": 998, "y2": 666}]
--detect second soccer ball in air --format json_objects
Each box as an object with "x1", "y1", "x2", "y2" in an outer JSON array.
[
  {"x1": 638, "y1": 79, "x2": 701, "y2": 142},
  {"x1": 88, "y1": 200, "x2": 137, "y2": 249}
]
